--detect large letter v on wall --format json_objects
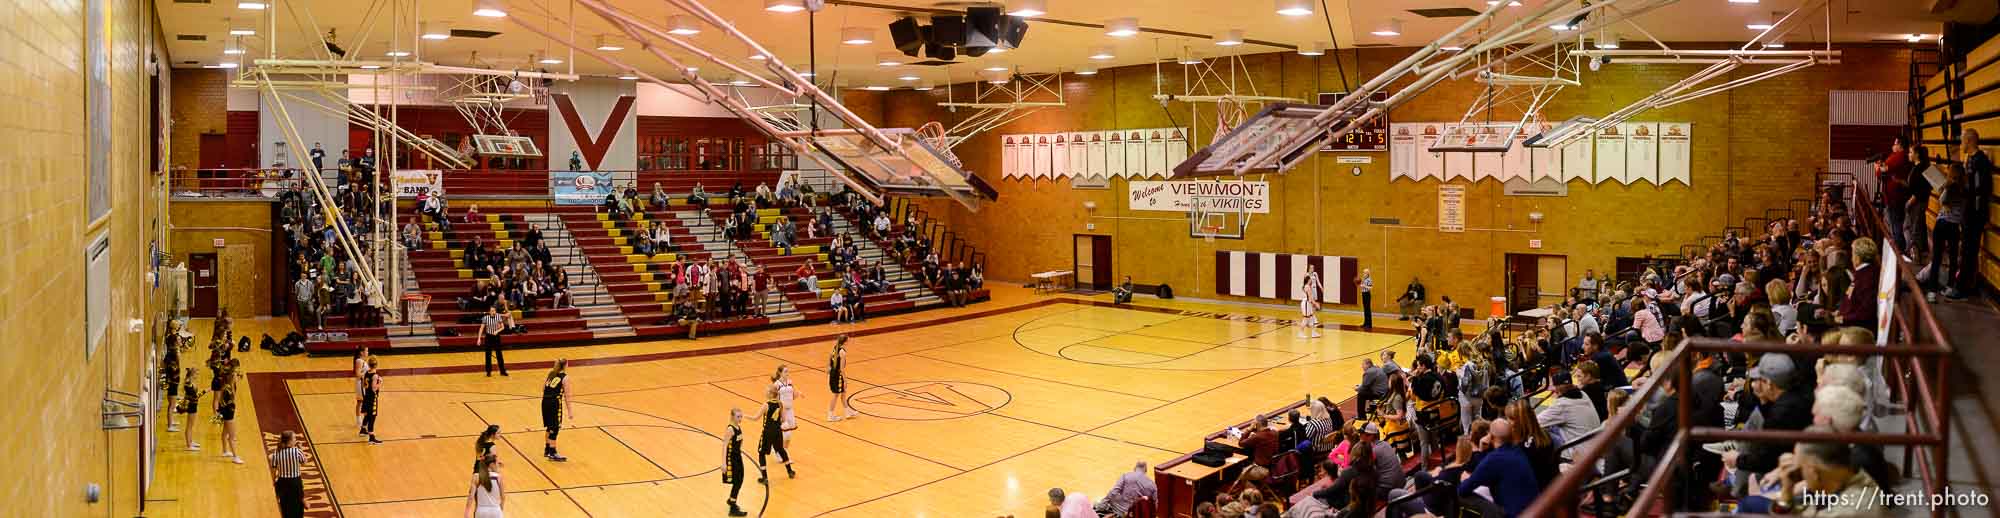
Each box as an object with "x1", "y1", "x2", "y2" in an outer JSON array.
[{"x1": 552, "y1": 93, "x2": 635, "y2": 171}]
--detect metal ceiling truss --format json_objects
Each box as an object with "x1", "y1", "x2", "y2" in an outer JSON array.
[
  {"x1": 1153, "y1": 46, "x2": 1305, "y2": 146},
  {"x1": 1433, "y1": 40, "x2": 1584, "y2": 151},
  {"x1": 1543, "y1": 0, "x2": 1838, "y2": 147},
  {"x1": 1175, "y1": 0, "x2": 1681, "y2": 177},
  {"x1": 503, "y1": 0, "x2": 995, "y2": 210},
  {"x1": 936, "y1": 71, "x2": 1067, "y2": 151}
]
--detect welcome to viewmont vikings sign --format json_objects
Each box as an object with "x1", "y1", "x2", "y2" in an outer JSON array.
[{"x1": 1127, "y1": 180, "x2": 1271, "y2": 213}]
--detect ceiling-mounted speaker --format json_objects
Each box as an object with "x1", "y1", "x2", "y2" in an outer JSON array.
[
  {"x1": 889, "y1": 16, "x2": 923, "y2": 56},
  {"x1": 964, "y1": 6, "x2": 1003, "y2": 48},
  {"x1": 930, "y1": 15, "x2": 966, "y2": 47},
  {"x1": 963, "y1": 46, "x2": 990, "y2": 57},
  {"x1": 998, "y1": 15, "x2": 1028, "y2": 48},
  {"x1": 924, "y1": 35, "x2": 956, "y2": 60}
]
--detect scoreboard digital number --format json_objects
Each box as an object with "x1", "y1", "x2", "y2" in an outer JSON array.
[{"x1": 1317, "y1": 92, "x2": 1389, "y2": 152}]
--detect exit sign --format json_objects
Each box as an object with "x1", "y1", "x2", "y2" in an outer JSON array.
[
  {"x1": 1528, "y1": 239, "x2": 1543, "y2": 249},
  {"x1": 213, "y1": 238, "x2": 225, "y2": 248}
]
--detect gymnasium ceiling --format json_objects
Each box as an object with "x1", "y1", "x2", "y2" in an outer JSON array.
[{"x1": 159, "y1": 0, "x2": 1944, "y2": 88}]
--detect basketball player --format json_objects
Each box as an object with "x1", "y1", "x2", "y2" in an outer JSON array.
[
  {"x1": 1298, "y1": 265, "x2": 1324, "y2": 338},
  {"x1": 354, "y1": 346, "x2": 370, "y2": 429},
  {"x1": 826, "y1": 336, "x2": 855, "y2": 421},
  {"x1": 723, "y1": 408, "x2": 748, "y2": 517},
  {"x1": 474, "y1": 424, "x2": 501, "y2": 473},
  {"x1": 161, "y1": 326, "x2": 184, "y2": 432},
  {"x1": 773, "y1": 365, "x2": 800, "y2": 450},
  {"x1": 176, "y1": 367, "x2": 203, "y2": 451},
  {"x1": 360, "y1": 370, "x2": 383, "y2": 445},
  {"x1": 542, "y1": 359, "x2": 572, "y2": 462},
  {"x1": 216, "y1": 359, "x2": 244, "y2": 464},
  {"x1": 756, "y1": 385, "x2": 796, "y2": 483}
]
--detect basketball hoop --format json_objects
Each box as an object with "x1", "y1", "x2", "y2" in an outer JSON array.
[
  {"x1": 402, "y1": 294, "x2": 432, "y2": 324},
  {"x1": 1200, "y1": 225, "x2": 1222, "y2": 243}
]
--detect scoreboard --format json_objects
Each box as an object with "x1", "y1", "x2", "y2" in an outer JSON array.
[{"x1": 1317, "y1": 91, "x2": 1389, "y2": 152}]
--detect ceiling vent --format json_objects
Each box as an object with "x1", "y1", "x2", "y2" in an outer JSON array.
[
  {"x1": 175, "y1": 34, "x2": 208, "y2": 41},
  {"x1": 1408, "y1": 7, "x2": 1480, "y2": 18},
  {"x1": 450, "y1": 29, "x2": 502, "y2": 39}
]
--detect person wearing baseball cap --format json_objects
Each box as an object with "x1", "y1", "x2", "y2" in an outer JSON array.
[{"x1": 1725, "y1": 353, "x2": 1815, "y2": 479}]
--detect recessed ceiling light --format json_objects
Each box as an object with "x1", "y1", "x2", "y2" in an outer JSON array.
[
  {"x1": 840, "y1": 27, "x2": 873, "y2": 45},
  {"x1": 1441, "y1": 45, "x2": 1464, "y2": 51},
  {"x1": 1549, "y1": 22, "x2": 1574, "y2": 31},
  {"x1": 1214, "y1": 29, "x2": 1244, "y2": 47},
  {"x1": 1764, "y1": 39, "x2": 1786, "y2": 48},
  {"x1": 385, "y1": 50, "x2": 411, "y2": 57},
  {"x1": 878, "y1": 52, "x2": 903, "y2": 66},
  {"x1": 684, "y1": 66, "x2": 699, "y2": 73},
  {"x1": 421, "y1": 23, "x2": 450, "y2": 40},
  {"x1": 1105, "y1": 17, "x2": 1139, "y2": 38},
  {"x1": 1089, "y1": 46, "x2": 1115, "y2": 60},
  {"x1": 730, "y1": 78, "x2": 754, "y2": 86},
  {"x1": 750, "y1": 53, "x2": 767, "y2": 61},
  {"x1": 1371, "y1": 19, "x2": 1402, "y2": 37},
  {"x1": 987, "y1": 77, "x2": 1008, "y2": 85},
  {"x1": 619, "y1": 73, "x2": 639, "y2": 80},
  {"x1": 538, "y1": 55, "x2": 564, "y2": 65},
  {"x1": 898, "y1": 74, "x2": 920, "y2": 81},
  {"x1": 1008, "y1": 0, "x2": 1046, "y2": 17},
  {"x1": 668, "y1": 15, "x2": 701, "y2": 36},
  {"x1": 986, "y1": 47, "x2": 1008, "y2": 54},
  {"x1": 206, "y1": 62, "x2": 240, "y2": 69},
  {"x1": 595, "y1": 36, "x2": 623, "y2": 51},
  {"x1": 229, "y1": 27, "x2": 256, "y2": 36},
  {"x1": 863, "y1": 86, "x2": 891, "y2": 91},
  {"x1": 473, "y1": 0, "x2": 507, "y2": 18},
  {"x1": 984, "y1": 61, "x2": 1009, "y2": 72},
  {"x1": 224, "y1": 48, "x2": 245, "y2": 55},
  {"x1": 1485, "y1": 0, "x2": 1522, "y2": 5},
  {"x1": 1297, "y1": 42, "x2": 1324, "y2": 56},
  {"x1": 1177, "y1": 51, "x2": 1202, "y2": 65},
  {"x1": 798, "y1": 71, "x2": 815, "y2": 77},
  {"x1": 913, "y1": 83, "x2": 935, "y2": 91},
  {"x1": 1746, "y1": 23, "x2": 1774, "y2": 30},
  {"x1": 1076, "y1": 66, "x2": 1097, "y2": 75},
  {"x1": 238, "y1": 1, "x2": 267, "y2": 9},
  {"x1": 1593, "y1": 37, "x2": 1618, "y2": 49},
  {"x1": 765, "y1": 0, "x2": 806, "y2": 13},
  {"x1": 1908, "y1": 33, "x2": 1927, "y2": 42},
  {"x1": 1276, "y1": 0, "x2": 1313, "y2": 16},
  {"x1": 1728, "y1": 0, "x2": 1758, "y2": 3},
  {"x1": 359, "y1": 64, "x2": 383, "y2": 69}
]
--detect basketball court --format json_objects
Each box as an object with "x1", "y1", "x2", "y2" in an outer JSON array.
[{"x1": 140, "y1": 285, "x2": 1443, "y2": 517}]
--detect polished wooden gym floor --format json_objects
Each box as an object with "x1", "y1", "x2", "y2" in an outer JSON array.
[{"x1": 146, "y1": 285, "x2": 1447, "y2": 517}]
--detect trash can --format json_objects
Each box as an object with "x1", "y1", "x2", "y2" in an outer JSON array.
[{"x1": 1489, "y1": 296, "x2": 1507, "y2": 319}]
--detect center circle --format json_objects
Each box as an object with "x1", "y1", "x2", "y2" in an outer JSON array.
[{"x1": 847, "y1": 381, "x2": 1013, "y2": 421}]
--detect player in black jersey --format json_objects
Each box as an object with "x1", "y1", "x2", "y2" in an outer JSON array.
[
  {"x1": 756, "y1": 385, "x2": 795, "y2": 483},
  {"x1": 359, "y1": 370, "x2": 382, "y2": 444},
  {"x1": 826, "y1": 335, "x2": 855, "y2": 421},
  {"x1": 723, "y1": 408, "x2": 748, "y2": 517},
  {"x1": 474, "y1": 424, "x2": 500, "y2": 473},
  {"x1": 162, "y1": 324, "x2": 185, "y2": 433},
  {"x1": 542, "y1": 359, "x2": 572, "y2": 462},
  {"x1": 176, "y1": 367, "x2": 203, "y2": 452},
  {"x1": 216, "y1": 358, "x2": 244, "y2": 464}
]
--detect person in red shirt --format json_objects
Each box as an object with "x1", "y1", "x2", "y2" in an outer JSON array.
[
  {"x1": 1875, "y1": 135, "x2": 1911, "y2": 251},
  {"x1": 1238, "y1": 414, "x2": 1282, "y2": 468}
]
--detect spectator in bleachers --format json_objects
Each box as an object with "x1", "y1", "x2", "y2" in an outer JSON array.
[
  {"x1": 752, "y1": 266, "x2": 770, "y2": 316},
  {"x1": 754, "y1": 182, "x2": 774, "y2": 208},
  {"x1": 845, "y1": 286, "x2": 866, "y2": 322},
  {"x1": 1835, "y1": 238, "x2": 1879, "y2": 329},
  {"x1": 830, "y1": 290, "x2": 850, "y2": 323},
  {"x1": 1397, "y1": 277, "x2": 1425, "y2": 321},
  {"x1": 970, "y1": 263, "x2": 984, "y2": 289},
  {"x1": 1457, "y1": 418, "x2": 1537, "y2": 518},
  {"x1": 650, "y1": 182, "x2": 671, "y2": 211},
  {"x1": 688, "y1": 183, "x2": 709, "y2": 207},
  {"x1": 872, "y1": 212, "x2": 891, "y2": 239},
  {"x1": 776, "y1": 180, "x2": 798, "y2": 207}
]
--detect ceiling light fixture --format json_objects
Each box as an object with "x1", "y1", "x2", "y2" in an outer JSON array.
[
  {"x1": 1371, "y1": 19, "x2": 1402, "y2": 37},
  {"x1": 840, "y1": 27, "x2": 874, "y2": 45},
  {"x1": 1298, "y1": 42, "x2": 1325, "y2": 56},
  {"x1": 538, "y1": 54, "x2": 563, "y2": 65},
  {"x1": 765, "y1": 0, "x2": 806, "y2": 13},
  {"x1": 798, "y1": 71, "x2": 815, "y2": 77},
  {"x1": 1075, "y1": 66, "x2": 1097, "y2": 75},
  {"x1": 749, "y1": 53, "x2": 767, "y2": 61},
  {"x1": 1485, "y1": 0, "x2": 1522, "y2": 6},
  {"x1": 229, "y1": 25, "x2": 256, "y2": 36},
  {"x1": 1549, "y1": 22, "x2": 1575, "y2": 31},
  {"x1": 914, "y1": 83, "x2": 935, "y2": 91},
  {"x1": 385, "y1": 50, "x2": 411, "y2": 57},
  {"x1": 1764, "y1": 39, "x2": 1786, "y2": 48},
  {"x1": 421, "y1": 23, "x2": 450, "y2": 40},
  {"x1": 1594, "y1": 30, "x2": 1619, "y2": 49},
  {"x1": 668, "y1": 15, "x2": 701, "y2": 35},
  {"x1": 1214, "y1": 29, "x2": 1245, "y2": 46},
  {"x1": 1105, "y1": 17, "x2": 1139, "y2": 38},
  {"x1": 473, "y1": 0, "x2": 507, "y2": 18},
  {"x1": 1276, "y1": 0, "x2": 1313, "y2": 16},
  {"x1": 878, "y1": 52, "x2": 903, "y2": 66},
  {"x1": 1008, "y1": 0, "x2": 1047, "y2": 17},
  {"x1": 359, "y1": 64, "x2": 383, "y2": 69},
  {"x1": 1727, "y1": 0, "x2": 1758, "y2": 3},
  {"x1": 898, "y1": 74, "x2": 921, "y2": 81},
  {"x1": 1746, "y1": 22, "x2": 1774, "y2": 30},
  {"x1": 1177, "y1": 50, "x2": 1202, "y2": 65},
  {"x1": 595, "y1": 36, "x2": 623, "y2": 51},
  {"x1": 224, "y1": 36, "x2": 246, "y2": 55},
  {"x1": 206, "y1": 62, "x2": 240, "y2": 69},
  {"x1": 986, "y1": 47, "x2": 1008, "y2": 54},
  {"x1": 1440, "y1": 44, "x2": 1464, "y2": 51},
  {"x1": 619, "y1": 72, "x2": 640, "y2": 80},
  {"x1": 730, "y1": 77, "x2": 754, "y2": 86},
  {"x1": 237, "y1": 1, "x2": 267, "y2": 9},
  {"x1": 1907, "y1": 33, "x2": 1927, "y2": 42},
  {"x1": 984, "y1": 61, "x2": 1009, "y2": 72},
  {"x1": 863, "y1": 85, "x2": 891, "y2": 91},
  {"x1": 1089, "y1": 45, "x2": 1115, "y2": 60}
]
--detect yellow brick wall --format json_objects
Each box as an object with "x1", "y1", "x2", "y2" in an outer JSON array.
[
  {"x1": 860, "y1": 46, "x2": 1912, "y2": 316},
  {"x1": 0, "y1": 0, "x2": 167, "y2": 516}
]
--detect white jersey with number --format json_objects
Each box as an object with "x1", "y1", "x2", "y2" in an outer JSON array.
[
  {"x1": 776, "y1": 381, "x2": 797, "y2": 430},
  {"x1": 1300, "y1": 274, "x2": 1322, "y2": 317}
]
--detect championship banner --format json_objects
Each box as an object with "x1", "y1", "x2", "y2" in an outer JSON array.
[
  {"x1": 391, "y1": 170, "x2": 443, "y2": 198},
  {"x1": 552, "y1": 171, "x2": 616, "y2": 205},
  {"x1": 1127, "y1": 180, "x2": 1271, "y2": 213}
]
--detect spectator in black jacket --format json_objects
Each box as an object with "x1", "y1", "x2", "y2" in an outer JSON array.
[{"x1": 1726, "y1": 353, "x2": 1813, "y2": 478}]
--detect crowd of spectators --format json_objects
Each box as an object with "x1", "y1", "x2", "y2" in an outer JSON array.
[
  {"x1": 282, "y1": 155, "x2": 388, "y2": 329},
  {"x1": 1038, "y1": 169, "x2": 1931, "y2": 517}
]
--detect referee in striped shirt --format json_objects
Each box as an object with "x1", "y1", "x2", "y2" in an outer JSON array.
[{"x1": 269, "y1": 430, "x2": 307, "y2": 518}]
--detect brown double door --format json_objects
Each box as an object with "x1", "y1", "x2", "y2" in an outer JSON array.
[{"x1": 1073, "y1": 235, "x2": 1114, "y2": 291}]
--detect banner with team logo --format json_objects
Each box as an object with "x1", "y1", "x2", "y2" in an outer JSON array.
[
  {"x1": 1127, "y1": 180, "x2": 1271, "y2": 213},
  {"x1": 391, "y1": 170, "x2": 443, "y2": 198},
  {"x1": 552, "y1": 171, "x2": 616, "y2": 205}
]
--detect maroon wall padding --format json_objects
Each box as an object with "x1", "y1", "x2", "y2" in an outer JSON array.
[
  {"x1": 1830, "y1": 125, "x2": 1904, "y2": 161},
  {"x1": 224, "y1": 110, "x2": 259, "y2": 169}
]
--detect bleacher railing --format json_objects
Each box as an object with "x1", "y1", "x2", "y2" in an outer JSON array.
[{"x1": 1527, "y1": 179, "x2": 1958, "y2": 518}]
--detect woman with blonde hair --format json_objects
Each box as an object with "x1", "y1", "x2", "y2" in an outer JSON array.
[{"x1": 1504, "y1": 400, "x2": 1560, "y2": 489}]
